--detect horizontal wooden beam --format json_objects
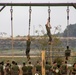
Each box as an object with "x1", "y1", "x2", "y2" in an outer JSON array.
[{"x1": 0, "y1": 3, "x2": 76, "y2": 7}]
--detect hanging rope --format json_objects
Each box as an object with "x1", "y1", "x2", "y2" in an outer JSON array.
[
  {"x1": 10, "y1": 5, "x2": 14, "y2": 57},
  {"x1": 48, "y1": 6, "x2": 51, "y2": 28},
  {"x1": 28, "y1": 6, "x2": 32, "y2": 36},
  {"x1": 26, "y1": 6, "x2": 32, "y2": 61},
  {"x1": 66, "y1": 6, "x2": 69, "y2": 46}
]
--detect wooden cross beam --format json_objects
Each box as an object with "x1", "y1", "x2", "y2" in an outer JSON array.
[{"x1": 0, "y1": 3, "x2": 76, "y2": 8}]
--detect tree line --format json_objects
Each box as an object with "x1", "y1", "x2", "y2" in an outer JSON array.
[{"x1": 59, "y1": 23, "x2": 76, "y2": 37}]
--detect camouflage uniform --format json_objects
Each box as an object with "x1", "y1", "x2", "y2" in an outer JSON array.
[
  {"x1": 45, "y1": 62, "x2": 51, "y2": 75},
  {"x1": 52, "y1": 66, "x2": 59, "y2": 75},
  {"x1": 27, "y1": 62, "x2": 33, "y2": 75},
  {"x1": 51, "y1": 62, "x2": 60, "y2": 75},
  {"x1": 60, "y1": 64, "x2": 67, "y2": 75},
  {"x1": 26, "y1": 38, "x2": 31, "y2": 59},
  {"x1": 22, "y1": 63, "x2": 28, "y2": 75},
  {"x1": 5, "y1": 63, "x2": 11, "y2": 75},
  {"x1": 0, "y1": 61, "x2": 4, "y2": 75},
  {"x1": 27, "y1": 65, "x2": 33, "y2": 75},
  {"x1": 11, "y1": 62, "x2": 20, "y2": 75},
  {"x1": 45, "y1": 24, "x2": 52, "y2": 43},
  {"x1": 35, "y1": 64, "x2": 41, "y2": 75},
  {"x1": 71, "y1": 67, "x2": 76, "y2": 75}
]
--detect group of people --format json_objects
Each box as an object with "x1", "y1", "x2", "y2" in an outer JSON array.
[
  {"x1": 0, "y1": 60, "x2": 33, "y2": 75},
  {"x1": 45, "y1": 61, "x2": 76, "y2": 75},
  {"x1": 24, "y1": 17, "x2": 74, "y2": 75},
  {"x1": 0, "y1": 60, "x2": 20, "y2": 75},
  {"x1": 0, "y1": 60, "x2": 76, "y2": 75}
]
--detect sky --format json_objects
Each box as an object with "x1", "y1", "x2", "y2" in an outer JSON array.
[{"x1": 0, "y1": 0, "x2": 76, "y2": 37}]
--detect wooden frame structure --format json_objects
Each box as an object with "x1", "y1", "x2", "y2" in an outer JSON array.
[{"x1": 0, "y1": 2, "x2": 76, "y2": 75}]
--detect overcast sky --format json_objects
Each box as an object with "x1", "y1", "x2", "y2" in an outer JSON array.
[{"x1": 0, "y1": 0, "x2": 76, "y2": 37}]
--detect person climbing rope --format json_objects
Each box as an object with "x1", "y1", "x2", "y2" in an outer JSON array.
[
  {"x1": 45, "y1": 17, "x2": 52, "y2": 45},
  {"x1": 65, "y1": 46, "x2": 71, "y2": 60},
  {"x1": 26, "y1": 35, "x2": 31, "y2": 60}
]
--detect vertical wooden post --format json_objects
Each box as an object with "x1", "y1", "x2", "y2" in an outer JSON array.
[{"x1": 41, "y1": 50, "x2": 45, "y2": 75}]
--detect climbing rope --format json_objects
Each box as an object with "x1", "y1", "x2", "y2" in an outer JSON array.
[
  {"x1": 28, "y1": 6, "x2": 32, "y2": 36},
  {"x1": 10, "y1": 5, "x2": 14, "y2": 57},
  {"x1": 26, "y1": 6, "x2": 32, "y2": 61},
  {"x1": 66, "y1": 6, "x2": 69, "y2": 46},
  {"x1": 48, "y1": 6, "x2": 51, "y2": 28}
]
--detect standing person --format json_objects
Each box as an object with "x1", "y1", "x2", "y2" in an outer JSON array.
[
  {"x1": 51, "y1": 61, "x2": 59, "y2": 75},
  {"x1": 27, "y1": 61, "x2": 33, "y2": 75},
  {"x1": 65, "y1": 46, "x2": 71, "y2": 60},
  {"x1": 26, "y1": 35, "x2": 31, "y2": 60},
  {"x1": 60, "y1": 61, "x2": 68, "y2": 75},
  {"x1": 21, "y1": 62, "x2": 27, "y2": 75},
  {"x1": 45, "y1": 17, "x2": 52, "y2": 45},
  {"x1": 48, "y1": 67, "x2": 53, "y2": 75},
  {"x1": 0, "y1": 61, "x2": 4, "y2": 75},
  {"x1": 69, "y1": 63, "x2": 76, "y2": 75},
  {"x1": 5, "y1": 60, "x2": 11, "y2": 75},
  {"x1": 11, "y1": 61, "x2": 20, "y2": 75},
  {"x1": 5, "y1": 63, "x2": 11, "y2": 75},
  {"x1": 45, "y1": 61, "x2": 51, "y2": 75},
  {"x1": 35, "y1": 61, "x2": 41, "y2": 75}
]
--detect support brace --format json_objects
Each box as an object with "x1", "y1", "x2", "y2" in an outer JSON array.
[{"x1": 0, "y1": 5, "x2": 6, "y2": 12}]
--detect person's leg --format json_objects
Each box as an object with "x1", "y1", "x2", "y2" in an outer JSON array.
[
  {"x1": 26, "y1": 49, "x2": 30, "y2": 60},
  {"x1": 47, "y1": 33, "x2": 52, "y2": 44}
]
